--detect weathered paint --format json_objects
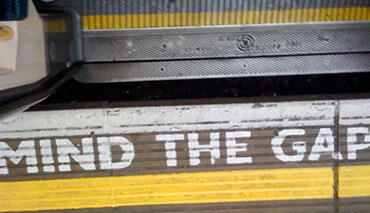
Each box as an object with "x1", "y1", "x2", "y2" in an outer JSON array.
[
  {"x1": 1, "y1": 128, "x2": 368, "y2": 176},
  {"x1": 338, "y1": 99, "x2": 370, "y2": 211},
  {"x1": 0, "y1": 101, "x2": 335, "y2": 138},
  {"x1": 0, "y1": 166, "x2": 335, "y2": 212},
  {"x1": 0, "y1": 99, "x2": 369, "y2": 212},
  {"x1": 0, "y1": 165, "x2": 368, "y2": 212}
]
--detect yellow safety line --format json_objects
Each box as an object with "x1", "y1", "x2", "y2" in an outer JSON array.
[
  {"x1": 339, "y1": 165, "x2": 370, "y2": 198},
  {"x1": 0, "y1": 165, "x2": 369, "y2": 212},
  {"x1": 82, "y1": 7, "x2": 370, "y2": 30}
]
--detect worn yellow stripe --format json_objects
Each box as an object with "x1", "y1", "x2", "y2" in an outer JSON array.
[
  {"x1": 0, "y1": 165, "x2": 369, "y2": 212},
  {"x1": 82, "y1": 7, "x2": 370, "y2": 30},
  {"x1": 0, "y1": 167, "x2": 333, "y2": 212},
  {"x1": 339, "y1": 165, "x2": 370, "y2": 198}
]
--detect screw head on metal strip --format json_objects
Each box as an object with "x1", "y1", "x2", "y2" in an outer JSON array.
[{"x1": 237, "y1": 35, "x2": 255, "y2": 51}]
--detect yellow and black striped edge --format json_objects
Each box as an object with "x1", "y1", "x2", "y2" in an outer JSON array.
[
  {"x1": 37, "y1": 0, "x2": 370, "y2": 30},
  {"x1": 82, "y1": 7, "x2": 370, "y2": 30}
]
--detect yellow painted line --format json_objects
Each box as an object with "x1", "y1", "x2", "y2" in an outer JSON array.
[
  {"x1": 339, "y1": 165, "x2": 370, "y2": 198},
  {"x1": 82, "y1": 7, "x2": 370, "y2": 30},
  {"x1": 0, "y1": 167, "x2": 333, "y2": 212},
  {"x1": 0, "y1": 165, "x2": 369, "y2": 212}
]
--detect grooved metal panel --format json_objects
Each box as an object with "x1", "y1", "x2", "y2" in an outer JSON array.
[
  {"x1": 75, "y1": 53, "x2": 370, "y2": 83},
  {"x1": 42, "y1": 0, "x2": 370, "y2": 14},
  {"x1": 82, "y1": 22, "x2": 370, "y2": 62},
  {"x1": 77, "y1": 22, "x2": 370, "y2": 81},
  {"x1": 35, "y1": 1, "x2": 370, "y2": 81}
]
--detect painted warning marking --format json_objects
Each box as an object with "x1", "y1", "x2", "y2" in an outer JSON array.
[
  {"x1": 1, "y1": 127, "x2": 369, "y2": 175},
  {"x1": 0, "y1": 99, "x2": 369, "y2": 212},
  {"x1": 0, "y1": 100, "x2": 369, "y2": 177}
]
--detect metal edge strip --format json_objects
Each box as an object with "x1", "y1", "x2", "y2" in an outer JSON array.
[{"x1": 75, "y1": 53, "x2": 370, "y2": 83}]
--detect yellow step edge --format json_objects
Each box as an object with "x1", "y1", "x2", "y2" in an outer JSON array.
[{"x1": 81, "y1": 7, "x2": 370, "y2": 30}]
